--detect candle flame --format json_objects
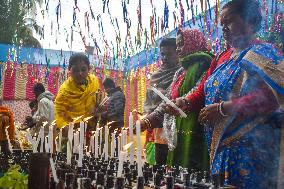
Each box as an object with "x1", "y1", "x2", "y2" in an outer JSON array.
[
  {"x1": 50, "y1": 120, "x2": 56, "y2": 126},
  {"x1": 123, "y1": 142, "x2": 133, "y2": 151},
  {"x1": 106, "y1": 121, "x2": 115, "y2": 127},
  {"x1": 73, "y1": 115, "x2": 83, "y2": 123},
  {"x1": 83, "y1": 116, "x2": 93, "y2": 122},
  {"x1": 132, "y1": 109, "x2": 137, "y2": 113},
  {"x1": 139, "y1": 114, "x2": 147, "y2": 120},
  {"x1": 42, "y1": 121, "x2": 48, "y2": 127}
]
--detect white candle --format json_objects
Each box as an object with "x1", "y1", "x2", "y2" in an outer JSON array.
[
  {"x1": 58, "y1": 128, "x2": 62, "y2": 152},
  {"x1": 4, "y1": 128, "x2": 12, "y2": 152},
  {"x1": 123, "y1": 130, "x2": 127, "y2": 147},
  {"x1": 129, "y1": 112, "x2": 134, "y2": 164},
  {"x1": 99, "y1": 128, "x2": 102, "y2": 156},
  {"x1": 78, "y1": 122, "x2": 84, "y2": 167},
  {"x1": 117, "y1": 151, "x2": 127, "y2": 178},
  {"x1": 39, "y1": 128, "x2": 44, "y2": 153},
  {"x1": 135, "y1": 120, "x2": 143, "y2": 177},
  {"x1": 49, "y1": 125, "x2": 54, "y2": 154},
  {"x1": 55, "y1": 139, "x2": 58, "y2": 152},
  {"x1": 104, "y1": 125, "x2": 109, "y2": 160},
  {"x1": 73, "y1": 132, "x2": 79, "y2": 154},
  {"x1": 111, "y1": 132, "x2": 115, "y2": 158},
  {"x1": 90, "y1": 135, "x2": 94, "y2": 153},
  {"x1": 117, "y1": 134, "x2": 121, "y2": 157},
  {"x1": 45, "y1": 136, "x2": 49, "y2": 153},
  {"x1": 66, "y1": 140, "x2": 72, "y2": 165},
  {"x1": 67, "y1": 123, "x2": 74, "y2": 165},
  {"x1": 94, "y1": 130, "x2": 99, "y2": 158},
  {"x1": 149, "y1": 86, "x2": 187, "y2": 117},
  {"x1": 49, "y1": 158, "x2": 59, "y2": 183},
  {"x1": 84, "y1": 122, "x2": 87, "y2": 147},
  {"x1": 121, "y1": 129, "x2": 124, "y2": 148},
  {"x1": 32, "y1": 136, "x2": 38, "y2": 153}
]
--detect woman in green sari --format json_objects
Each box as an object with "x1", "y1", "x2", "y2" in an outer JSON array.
[{"x1": 141, "y1": 29, "x2": 214, "y2": 169}]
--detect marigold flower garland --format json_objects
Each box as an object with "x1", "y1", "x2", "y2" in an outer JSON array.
[{"x1": 0, "y1": 106, "x2": 15, "y2": 140}]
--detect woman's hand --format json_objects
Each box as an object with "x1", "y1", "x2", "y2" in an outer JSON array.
[
  {"x1": 163, "y1": 97, "x2": 190, "y2": 116},
  {"x1": 198, "y1": 101, "x2": 232, "y2": 126},
  {"x1": 199, "y1": 103, "x2": 221, "y2": 126}
]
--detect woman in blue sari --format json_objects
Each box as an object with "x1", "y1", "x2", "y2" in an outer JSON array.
[{"x1": 198, "y1": 0, "x2": 284, "y2": 188}]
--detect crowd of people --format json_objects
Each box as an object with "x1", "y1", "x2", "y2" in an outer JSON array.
[{"x1": 0, "y1": 0, "x2": 283, "y2": 188}]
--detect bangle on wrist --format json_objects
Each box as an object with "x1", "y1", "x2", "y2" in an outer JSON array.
[
  {"x1": 218, "y1": 101, "x2": 229, "y2": 117},
  {"x1": 143, "y1": 118, "x2": 152, "y2": 129}
]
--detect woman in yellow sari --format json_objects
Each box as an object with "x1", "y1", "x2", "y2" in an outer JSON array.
[{"x1": 55, "y1": 53, "x2": 100, "y2": 129}]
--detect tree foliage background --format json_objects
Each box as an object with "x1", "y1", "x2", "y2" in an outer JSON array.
[{"x1": 0, "y1": 0, "x2": 43, "y2": 48}]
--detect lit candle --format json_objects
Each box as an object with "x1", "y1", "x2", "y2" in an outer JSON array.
[
  {"x1": 39, "y1": 128, "x2": 44, "y2": 153},
  {"x1": 49, "y1": 158, "x2": 59, "y2": 183},
  {"x1": 4, "y1": 127, "x2": 12, "y2": 152},
  {"x1": 90, "y1": 135, "x2": 94, "y2": 153},
  {"x1": 67, "y1": 123, "x2": 74, "y2": 165},
  {"x1": 73, "y1": 131, "x2": 79, "y2": 154},
  {"x1": 32, "y1": 136, "x2": 38, "y2": 153},
  {"x1": 94, "y1": 129, "x2": 99, "y2": 158},
  {"x1": 149, "y1": 86, "x2": 187, "y2": 118},
  {"x1": 99, "y1": 128, "x2": 102, "y2": 156},
  {"x1": 135, "y1": 120, "x2": 143, "y2": 177},
  {"x1": 58, "y1": 128, "x2": 62, "y2": 152},
  {"x1": 117, "y1": 151, "x2": 127, "y2": 178},
  {"x1": 45, "y1": 136, "x2": 49, "y2": 153},
  {"x1": 117, "y1": 134, "x2": 121, "y2": 157},
  {"x1": 104, "y1": 125, "x2": 109, "y2": 160},
  {"x1": 111, "y1": 132, "x2": 115, "y2": 158},
  {"x1": 129, "y1": 112, "x2": 134, "y2": 164},
  {"x1": 78, "y1": 122, "x2": 84, "y2": 167},
  {"x1": 122, "y1": 129, "x2": 127, "y2": 147},
  {"x1": 49, "y1": 125, "x2": 54, "y2": 154}
]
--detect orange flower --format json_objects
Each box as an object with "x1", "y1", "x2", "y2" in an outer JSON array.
[{"x1": 0, "y1": 106, "x2": 15, "y2": 141}]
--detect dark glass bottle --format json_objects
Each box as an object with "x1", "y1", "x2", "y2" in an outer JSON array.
[
  {"x1": 65, "y1": 173, "x2": 75, "y2": 189},
  {"x1": 28, "y1": 153, "x2": 50, "y2": 189},
  {"x1": 77, "y1": 178, "x2": 91, "y2": 189},
  {"x1": 136, "y1": 176, "x2": 144, "y2": 189},
  {"x1": 153, "y1": 172, "x2": 163, "y2": 189},
  {"x1": 166, "y1": 171, "x2": 174, "y2": 189},
  {"x1": 114, "y1": 177, "x2": 125, "y2": 189}
]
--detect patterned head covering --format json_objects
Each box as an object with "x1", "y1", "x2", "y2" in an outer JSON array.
[{"x1": 178, "y1": 28, "x2": 211, "y2": 57}]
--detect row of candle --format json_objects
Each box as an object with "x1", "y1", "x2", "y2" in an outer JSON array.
[{"x1": 3, "y1": 111, "x2": 143, "y2": 179}]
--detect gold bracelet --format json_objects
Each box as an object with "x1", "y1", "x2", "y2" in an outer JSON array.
[
  {"x1": 218, "y1": 102, "x2": 229, "y2": 117},
  {"x1": 143, "y1": 118, "x2": 152, "y2": 129}
]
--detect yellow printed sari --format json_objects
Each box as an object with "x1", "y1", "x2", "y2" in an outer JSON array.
[{"x1": 55, "y1": 74, "x2": 100, "y2": 128}]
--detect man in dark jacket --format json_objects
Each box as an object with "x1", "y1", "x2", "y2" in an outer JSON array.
[{"x1": 101, "y1": 78, "x2": 125, "y2": 133}]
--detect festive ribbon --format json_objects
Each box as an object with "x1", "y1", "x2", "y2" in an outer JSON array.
[
  {"x1": 84, "y1": 12, "x2": 90, "y2": 34},
  {"x1": 137, "y1": 0, "x2": 142, "y2": 29},
  {"x1": 122, "y1": 0, "x2": 128, "y2": 22},
  {"x1": 164, "y1": 0, "x2": 169, "y2": 29},
  {"x1": 88, "y1": 0, "x2": 96, "y2": 20},
  {"x1": 56, "y1": 0, "x2": 61, "y2": 30},
  {"x1": 173, "y1": 11, "x2": 177, "y2": 28},
  {"x1": 191, "y1": 0, "x2": 195, "y2": 25},
  {"x1": 179, "y1": 0, "x2": 185, "y2": 27},
  {"x1": 102, "y1": 0, "x2": 110, "y2": 14},
  {"x1": 45, "y1": 0, "x2": 50, "y2": 11}
]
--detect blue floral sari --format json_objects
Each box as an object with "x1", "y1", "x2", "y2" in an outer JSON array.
[{"x1": 204, "y1": 43, "x2": 284, "y2": 189}]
